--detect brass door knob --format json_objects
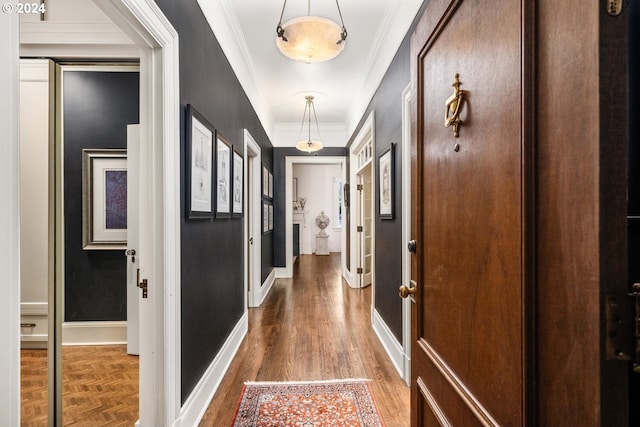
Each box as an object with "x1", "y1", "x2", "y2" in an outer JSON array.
[{"x1": 399, "y1": 284, "x2": 415, "y2": 299}]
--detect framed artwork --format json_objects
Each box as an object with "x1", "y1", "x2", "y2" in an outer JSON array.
[
  {"x1": 215, "y1": 131, "x2": 232, "y2": 217},
  {"x1": 263, "y1": 202, "x2": 269, "y2": 233},
  {"x1": 232, "y1": 148, "x2": 243, "y2": 216},
  {"x1": 186, "y1": 104, "x2": 214, "y2": 219},
  {"x1": 268, "y1": 204, "x2": 274, "y2": 231},
  {"x1": 262, "y1": 165, "x2": 269, "y2": 198},
  {"x1": 82, "y1": 149, "x2": 127, "y2": 250},
  {"x1": 268, "y1": 171, "x2": 274, "y2": 199},
  {"x1": 379, "y1": 142, "x2": 395, "y2": 219}
]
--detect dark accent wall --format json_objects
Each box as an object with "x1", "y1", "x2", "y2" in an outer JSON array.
[
  {"x1": 152, "y1": 0, "x2": 274, "y2": 403},
  {"x1": 273, "y1": 148, "x2": 347, "y2": 267},
  {"x1": 63, "y1": 70, "x2": 139, "y2": 322},
  {"x1": 345, "y1": 2, "x2": 428, "y2": 342}
]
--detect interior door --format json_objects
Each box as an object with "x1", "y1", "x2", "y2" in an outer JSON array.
[
  {"x1": 126, "y1": 124, "x2": 140, "y2": 355},
  {"x1": 407, "y1": 0, "x2": 529, "y2": 425},
  {"x1": 356, "y1": 165, "x2": 372, "y2": 288}
]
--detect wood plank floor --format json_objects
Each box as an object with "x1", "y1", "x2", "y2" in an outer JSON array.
[
  {"x1": 199, "y1": 253, "x2": 410, "y2": 426},
  {"x1": 21, "y1": 345, "x2": 138, "y2": 426}
]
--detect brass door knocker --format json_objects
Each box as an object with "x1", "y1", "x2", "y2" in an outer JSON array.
[{"x1": 444, "y1": 73, "x2": 464, "y2": 137}]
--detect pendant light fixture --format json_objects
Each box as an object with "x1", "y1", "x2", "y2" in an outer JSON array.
[
  {"x1": 296, "y1": 96, "x2": 324, "y2": 153},
  {"x1": 276, "y1": 0, "x2": 347, "y2": 63}
]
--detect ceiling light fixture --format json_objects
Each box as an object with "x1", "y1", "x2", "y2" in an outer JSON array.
[
  {"x1": 276, "y1": 0, "x2": 347, "y2": 63},
  {"x1": 296, "y1": 96, "x2": 324, "y2": 153}
]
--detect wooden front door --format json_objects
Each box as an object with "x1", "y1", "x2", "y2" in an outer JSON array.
[{"x1": 407, "y1": 0, "x2": 532, "y2": 425}]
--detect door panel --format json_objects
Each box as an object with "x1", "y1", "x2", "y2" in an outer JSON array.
[
  {"x1": 410, "y1": 0, "x2": 526, "y2": 425},
  {"x1": 127, "y1": 124, "x2": 140, "y2": 355}
]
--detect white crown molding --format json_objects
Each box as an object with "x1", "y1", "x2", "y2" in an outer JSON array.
[
  {"x1": 197, "y1": 0, "x2": 274, "y2": 140},
  {"x1": 345, "y1": 0, "x2": 424, "y2": 138}
]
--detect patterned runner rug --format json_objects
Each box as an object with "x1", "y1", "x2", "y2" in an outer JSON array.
[{"x1": 231, "y1": 379, "x2": 385, "y2": 426}]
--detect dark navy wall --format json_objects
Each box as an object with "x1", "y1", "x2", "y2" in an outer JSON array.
[
  {"x1": 346, "y1": 2, "x2": 428, "y2": 342},
  {"x1": 63, "y1": 70, "x2": 139, "y2": 322},
  {"x1": 153, "y1": 0, "x2": 274, "y2": 403},
  {"x1": 273, "y1": 148, "x2": 347, "y2": 267}
]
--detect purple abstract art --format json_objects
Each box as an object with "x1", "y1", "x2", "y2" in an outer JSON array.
[{"x1": 105, "y1": 170, "x2": 127, "y2": 230}]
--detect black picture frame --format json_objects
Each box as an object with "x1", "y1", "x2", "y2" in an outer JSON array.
[
  {"x1": 215, "y1": 131, "x2": 232, "y2": 218},
  {"x1": 186, "y1": 104, "x2": 214, "y2": 219},
  {"x1": 262, "y1": 164, "x2": 269, "y2": 198},
  {"x1": 379, "y1": 142, "x2": 395, "y2": 219},
  {"x1": 232, "y1": 147, "x2": 243, "y2": 217}
]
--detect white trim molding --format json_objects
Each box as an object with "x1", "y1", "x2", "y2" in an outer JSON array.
[
  {"x1": 372, "y1": 309, "x2": 404, "y2": 378},
  {"x1": 176, "y1": 312, "x2": 248, "y2": 427},
  {"x1": 0, "y1": 11, "x2": 20, "y2": 424},
  {"x1": 244, "y1": 129, "x2": 265, "y2": 308},
  {"x1": 94, "y1": 1, "x2": 181, "y2": 425},
  {"x1": 401, "y1": 83, "x2": 413, "y2": 385},
  {"x1": 62, "y1": 321, "x2": 127, "y2": 345}
]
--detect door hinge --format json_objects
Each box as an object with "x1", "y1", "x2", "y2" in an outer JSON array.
[
  {"x1": 357, "y1": 267, "x2": 363, "y2": 274},
  {"x1": 357, "y1": 184, "x2": 363, "y2": 191},
  {"x1": 605, "y1": 294, "x2": 633, "y2": 361},
  {"x1": 357, "y1": 226, "x2": 363, "y2": 232},
  {"x1": 140, "y1": 278, "x2": 148, "y2": 299},
  {"x1": 630, "y1": 284, "x2": 640, "y2": 373}
]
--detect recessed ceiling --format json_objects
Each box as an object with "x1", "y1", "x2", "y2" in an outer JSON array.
[{"x1": 197, "y1": 0, "x2": 424, "y2": 144}]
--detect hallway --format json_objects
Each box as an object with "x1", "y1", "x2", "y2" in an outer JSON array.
[{"x1": 199, "y1": 253, "x2": 409, "y2": 426}]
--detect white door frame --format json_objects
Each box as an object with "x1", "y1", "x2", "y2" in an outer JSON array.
[
  {"x1": 279, "y1": 156, "x2": 346, "y2": 278},
  {"x1": 1, "y1": 11, "x2": 21, "y2": 426},
  {"x1": 348, "y1": 112, "x2": 375, "y2": 291},
  {"x1": 244, "y1": 130, "x2": 264, "y2": 308},
  {"x1": 400, "y1": 83, "x2": 413, "y2": 385},
  {"x1": 94, "y1": 1, "x2": 180, "y2": 425}
]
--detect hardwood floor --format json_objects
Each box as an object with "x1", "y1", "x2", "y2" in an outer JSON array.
[
  {"x1": 21, "y1": 345, "x2": 138, "y2": 426},
  {"x1": 199, "y1": 253, "x2": 410, "y2": 426}
]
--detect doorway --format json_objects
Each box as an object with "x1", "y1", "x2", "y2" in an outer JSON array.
[
  {"x1": 16, "y1": 0, "x2": 181, "y2": 424},
  {"x1": 348, "y1": 111, "x2": 375, "y2": 290},
  {"x1": 283, "y1": 156, "x2": 347, "y2": 278},
  {"x1": 245, "y1": 130, "x2": 264, "y2": 308},
  {"x1": 355, "y1": 164, "x2": 373, "y2": 288}
]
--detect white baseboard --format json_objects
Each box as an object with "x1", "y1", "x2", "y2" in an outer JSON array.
[
  {"x1": 343, "y1": 270, "x2": 359, "y2": 289},
  {"x1": 177, "y1": 311, "x2": 248, "y2": 427},
  {"x1": 20, "y1": 303, "x2": 48, "y2": 347},
  {"x1": 258, "y1": 270, "x2": 276, "y2": 306},
  {"x1": 274, "y1": 266, "x2": 290, "y2": 278},
  {"x1": 372, "y1": 309, "x2": 404, "y2": 378},
  {"x1": 62, "y1": 321, "x2": 127, "y2": 345}
]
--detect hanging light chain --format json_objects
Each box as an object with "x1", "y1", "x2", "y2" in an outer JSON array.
[
  {"x1": 276, "y1": 0, "x2": 288, "y2": 41},
  {"x1": 276, "y1": 0, "x2": 347, "y2": 45},
  {"x1": 335, "y1": 0, "x2": 347, "y2": 44}
]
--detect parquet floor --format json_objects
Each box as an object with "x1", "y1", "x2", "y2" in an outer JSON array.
[
  {"x1": 21, "y1": 345, "x2": 138, "y2": 426},
  {"x1": 198, "y1": 253, "x2": 410, "y2": 426}
]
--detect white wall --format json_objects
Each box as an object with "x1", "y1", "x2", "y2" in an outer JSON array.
[{"x1": 293, "y1": 164, "x2": 343, "y2": 254}]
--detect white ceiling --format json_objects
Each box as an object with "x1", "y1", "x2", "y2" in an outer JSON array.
[{"x1": 197, "y1": 0, "x2": 424, "y2": 145}]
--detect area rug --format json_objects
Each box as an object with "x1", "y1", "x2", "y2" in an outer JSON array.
[{"x1": 231, "y1": 379, "x2": 385, "y2": 427}]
